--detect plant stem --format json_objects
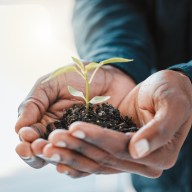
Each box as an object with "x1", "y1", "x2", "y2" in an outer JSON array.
[{"x1": 85, "y1": 72, "x2": 90, "y2": 112}]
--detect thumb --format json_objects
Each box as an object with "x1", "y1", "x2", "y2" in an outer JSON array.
[{"x1": 129, "y1": 105, "x2": 186, "y2": 159}]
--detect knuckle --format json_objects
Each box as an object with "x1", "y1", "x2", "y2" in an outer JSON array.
[{"x1": 97, "y1": 154, "x2": 116, "y2": 167}]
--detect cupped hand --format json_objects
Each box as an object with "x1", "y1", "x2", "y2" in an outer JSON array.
[
  {"x1": 46, "y1": 70, "x2": 192, "y2": 178},
  {"x1": 15, "y1": 64, "x2": 136, "y2": 169}
]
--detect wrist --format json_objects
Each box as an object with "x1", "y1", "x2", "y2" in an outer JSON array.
[{"x1": 170, "y1": 70, "x2": 192, "y2": 84}]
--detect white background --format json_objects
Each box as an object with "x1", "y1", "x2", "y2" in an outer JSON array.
[{"x1": 0, "y1": 0, "x2": 136, "y2": 191}]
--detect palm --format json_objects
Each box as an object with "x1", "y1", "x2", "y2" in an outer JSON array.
[
  {"x1": 119, "y1": 70, "x2": 191, "y2": 128},
  {"x1": 16, "y1": 65, "x2": 135, "y2": 135},
  {"x1": 119, "y1": 73, "x2": 165, "y2": 127}
]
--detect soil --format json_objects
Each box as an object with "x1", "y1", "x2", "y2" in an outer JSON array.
[{"x1": 45, "y1": 103, "x2": 138, "y2": 139}]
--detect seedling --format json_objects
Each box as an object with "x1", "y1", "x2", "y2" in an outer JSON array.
[{"x1": 44, "y1": 57, "x2": 133, "y2": 112}]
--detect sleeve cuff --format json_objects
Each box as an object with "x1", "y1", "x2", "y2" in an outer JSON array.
[{"x1": 82, "y1": 52, "x2": 154, "y2": 84}]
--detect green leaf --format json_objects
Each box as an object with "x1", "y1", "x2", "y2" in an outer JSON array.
[
  {"x1": 89, "y1": 96, "x2": 110, "y2": 104},
  {"x1": 72, "y1": 57, "x2": 85, "y2": 72},
  {"x1": 42, "y1": 66, "x2": 77, "y2": 83},
  {"x1": 89, "y1": 57, "x2": 133, "y2": 84},
  {"x1": 67, "y1": 86, "x2": 86, "y2": 101},
  {"x1": 88, "y1": 63, "x2": 103, "y2": 84},
  {"x1": 85, "y1": 62, "x2": 99, "y2": 71},
  {"x1": 101, "y1": 57, "x2": 133, "y2": 65}
]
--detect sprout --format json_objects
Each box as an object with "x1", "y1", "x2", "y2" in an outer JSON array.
[{"x1": 43, "y1": 57, "x2": 133, "y2": 112}]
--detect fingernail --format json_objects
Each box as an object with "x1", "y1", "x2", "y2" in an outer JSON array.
[
  {"x1": 55, "y1": 141, "x2": 67, "y2": 148},
  {"x1": 72, "y1": 130, "x2": 85, "y2": 139},
  {"x1": 37, "y1": 154, "x2": 51, "y2": 162},
  {"x1": 49, "y1": 154, "x2": 61, "y2": 162},
  {"x1": 21, "y1": 156, "x2": 36, "y2": 163},
  {"x1": 134, "y1": 139, "x2": 149, "y2": 158},
  {"x1": 21, "y1": 156, "x2": 31, "y2": 160},
  {"x1": 36, "y1": 154, "x2": 44, "y2": 158}
]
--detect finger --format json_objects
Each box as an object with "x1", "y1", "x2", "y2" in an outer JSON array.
[
  {"x1": 17, "y1": 99, "x2": 83, "y2": 140},
  {"x1": 49, "y1": 129, "x2": 121, "y2": 168},
  {"x1": 68, "y1": 122, "x2": 132, "y2": 160},
  {"x1": 129, "y1": 102, "x2": 190, "y2": 159},
  {"x1": 31, "y1": 138, "x2": 49, "y2": 156},
  {"x1": 18, "y1": 127, "x2": 40, "y2": 142},
  {"x1": 18, "y1": 122, "x2": 48, "y2": 142},
  {"x1": 31, "y1": 138, "x2": 57, "y2": 164},
  {"x1": 48, "y1": 130, "x2": 161, "y2": 178},
  {"x1": 15, "y1": 141, "x2": 47, "y2": 169},
  {"x1": 56, "y1": 164, "x2": 90, "y2": 178},
  {"x1": 131, "y1": 119, "x2": 192, "y2": 169},
  {"x1": 42, "y1": 143, "x2": 120, "y2": 174},
  {"x1": 43, "y1": 143, "x2": 103, "y2": 173}
]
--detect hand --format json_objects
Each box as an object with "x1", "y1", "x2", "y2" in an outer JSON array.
[
  {"x1": 15, "y1": 64, "x2": 136, "y2": 169},
  {"x1": 45, "y1": 70, "x2": 192, "y2": 178}
]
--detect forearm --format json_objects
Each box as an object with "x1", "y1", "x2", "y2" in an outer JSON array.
[{"x1": 73, "y1": 0, "x2": 157, "y2": 84}]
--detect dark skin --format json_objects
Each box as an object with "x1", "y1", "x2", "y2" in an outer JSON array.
[
  {"x1": 15, "y1": 65, "x2": 192, "y2": 178},
  {"x1": 15, "y1": 65, "x2": 135, "y2": 170}
]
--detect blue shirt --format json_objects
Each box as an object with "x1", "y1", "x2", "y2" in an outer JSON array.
[{"x1": 73, "y1": 0, "x2": 192, "y2": 84}]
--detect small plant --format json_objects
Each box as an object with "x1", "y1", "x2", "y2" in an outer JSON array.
[
  {"x1": 44, "y1": 57, "x2": 138, "y2": 138},
  {"x1": 45, "y1": 57, "x2": 133, "y2": 112}
]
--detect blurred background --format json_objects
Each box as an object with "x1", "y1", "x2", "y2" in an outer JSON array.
[{"x1": 0, "y1": 0, "x2": 136, "y2": 191}]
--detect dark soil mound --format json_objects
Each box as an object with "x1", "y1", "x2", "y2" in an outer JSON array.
[{"x1": 45, "y1": 103, "x2": 138, "y2": 139}]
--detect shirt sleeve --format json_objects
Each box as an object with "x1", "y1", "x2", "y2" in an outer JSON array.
[
  {"x1": 168, "y1": 61, "x2": 192, "y2": 82},
  {"x1": 72, "y1": 0, "x2": 157, "y2": 84}
]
